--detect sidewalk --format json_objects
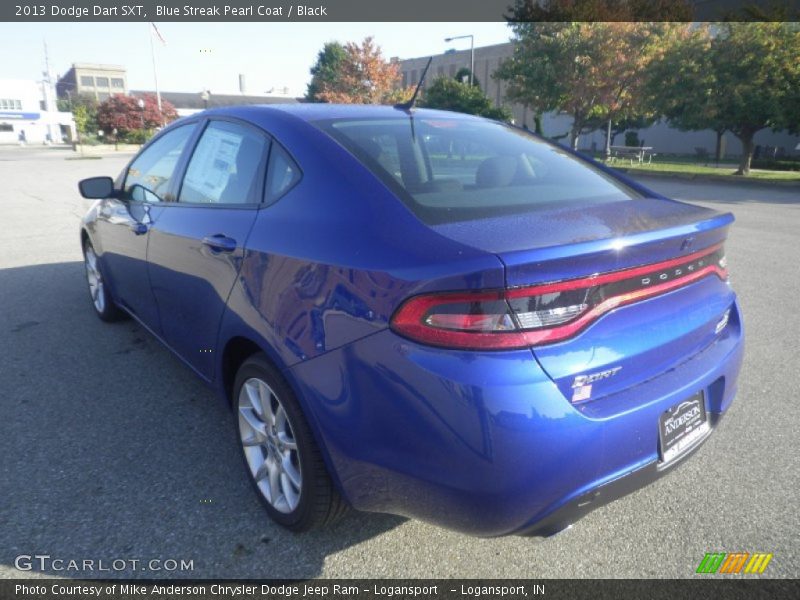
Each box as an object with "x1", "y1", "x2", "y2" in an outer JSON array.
[{"x1": 70, "y1": 143, "x2": 142, "y2": 156}]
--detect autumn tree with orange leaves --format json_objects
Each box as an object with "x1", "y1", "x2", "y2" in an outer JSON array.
[
  {"x1": 314, "y1": 37, "x2": 402, "y2": 104},
  {"x1": 497, "y1": 22, "x2": 684, "y2": 151}
]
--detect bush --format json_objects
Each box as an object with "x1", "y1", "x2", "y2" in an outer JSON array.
[
  {"x1": 422, "y1": 76, "x2": 513, "y2": 122},
  {"x1": 120, "y1": 129, "x2": 152, "y2": 144},
  {"x1": 750, "y1": 158, "x2": 800, "y2": 171},
  {"x1": 77, "y1": 133, "x2": 103, "y2": 146}
]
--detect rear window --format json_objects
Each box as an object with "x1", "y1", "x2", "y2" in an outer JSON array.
[{"x1": 315, "y1": 117, "x2": 640, "y2": 224}]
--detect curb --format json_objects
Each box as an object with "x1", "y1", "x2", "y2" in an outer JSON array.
[
  {"x1": 71, "y1": 144, "x2": 141, "y2": 156},
  {"x1": 613, "y1": 167, "x2": 800, "y2": 188}
]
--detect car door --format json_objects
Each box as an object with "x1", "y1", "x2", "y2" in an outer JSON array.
[
  {"x1": 94, "y1": 123, "x2": 197, "y2": 332},
  {"x1": 146, "y1": 118, "x2": 270, "y2": 380}
]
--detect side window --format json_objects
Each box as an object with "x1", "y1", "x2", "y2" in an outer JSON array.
[
  {"x1": 265, "y1": 143, "x2": 301, "y2": 204},
  {"x1": 179, "y1": 120, "x2": 269, "y2": 205},
  {"x1": 123, "y1": 124, "x2": 195, "y2": 202}
]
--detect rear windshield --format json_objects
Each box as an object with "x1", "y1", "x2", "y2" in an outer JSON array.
[{"x1": 315, "y1": 116, "x2": 641, "y2": 224}]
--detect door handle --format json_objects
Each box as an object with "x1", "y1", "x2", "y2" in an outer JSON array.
[{"x1": 202, "y1": 234, "x2": 237, "y2": 253}]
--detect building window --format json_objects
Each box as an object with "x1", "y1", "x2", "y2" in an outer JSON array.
[
  {"x1": 111, "y1": 78, "x2": 124, "y2": 88},
  {"x1": 401, "y1": 72, "x2": 408, "y2": 87},
  {"x1": 0, "y1": 124, "x2": 13, "y2": 132},
  {"x1": 80, "y1": 76, "x2": 94, "y2": 87},
  {"x1": 15, "y1": 100, "x2": 21, "y2": 109},
  {"x1": 95, "y1": 77, "x2": 109, "y2": 88},
  {"x1": 0, "y1": 99, "x2": 22, "y2": 110}
]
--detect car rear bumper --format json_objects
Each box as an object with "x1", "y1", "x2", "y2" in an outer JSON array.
[
  {"x1": 288, "y1": 299, "x2": 744, "y2": 536},
  {"x1": 517, "y1": 413, "x2": 720, "y2": 537}
]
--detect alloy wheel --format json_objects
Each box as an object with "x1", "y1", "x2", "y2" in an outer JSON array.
[
  {"x1": 84, "y1": 245, "x2": 105, "y2": 314},
  {"x1": 238, "y1": 377, "x2": 302, "y2": 513}
]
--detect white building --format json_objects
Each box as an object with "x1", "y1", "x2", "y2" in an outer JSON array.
[{"x1": 0, "y1": 79, "x2": 76, "y2": 145}]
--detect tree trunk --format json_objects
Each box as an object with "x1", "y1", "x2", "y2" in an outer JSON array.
[
  {"x1": 714, "y1": 129, "x2": 724, "y2": 165},
  {"x1": 533, "y1": 114, "x2": 543, "y2": 136},
  {"x1": 569, "y1": 119, "x2": 581, "y2": 151},
  {"x1": 735, "y1": 133, "x2": 755, "y2": 176}
]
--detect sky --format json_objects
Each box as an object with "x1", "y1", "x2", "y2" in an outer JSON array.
[{"x1": 0, "y1": 22, "x2": 512, "y2": 97}]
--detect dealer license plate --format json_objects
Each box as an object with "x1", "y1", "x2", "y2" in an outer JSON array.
[{"x1": 659, "y1": 392, "x2": 710, "y2": 464}]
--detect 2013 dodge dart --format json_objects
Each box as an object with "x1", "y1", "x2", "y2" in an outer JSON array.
[{"x1": 78, "y1": 104, "x2": 743, "y2": 536}]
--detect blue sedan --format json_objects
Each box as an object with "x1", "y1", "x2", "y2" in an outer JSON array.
[{"x1": 78, "y1": 105, "x2": 743, "y2": 536}]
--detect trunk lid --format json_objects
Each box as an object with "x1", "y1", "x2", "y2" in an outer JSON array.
[{"x1": 431, "y1": 197, "x2": 736, "y2": 405}]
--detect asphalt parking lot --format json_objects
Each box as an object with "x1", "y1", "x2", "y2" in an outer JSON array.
[{"x1": 1, "y1": 145, "x2": 798, "y2": 579}]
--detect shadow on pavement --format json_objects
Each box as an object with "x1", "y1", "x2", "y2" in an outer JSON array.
[{"x1": 0, "y1": 261, "x2": 404, "y2": 579}]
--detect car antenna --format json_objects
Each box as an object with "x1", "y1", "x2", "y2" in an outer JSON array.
[{"x1": 395, "y1": 56, "x2": 433, "y2": 112}]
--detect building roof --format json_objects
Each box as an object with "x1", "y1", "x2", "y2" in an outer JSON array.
[
  {"x1": 69, "y1": 63, "x2": 127, "y2": 72},
  {"x1": 399, "y1": 42, "x2": 513, "y2": 64},
  {"x1": 131, "y1": 90, "x2": 298, "y2": 109}
]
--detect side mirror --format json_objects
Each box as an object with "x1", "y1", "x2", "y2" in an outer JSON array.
[{"x1": 78, "y1": 176, "x2": 115, "y2": 199}]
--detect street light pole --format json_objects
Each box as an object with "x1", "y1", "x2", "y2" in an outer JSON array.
[
  {"x1": 444, "y1": 34, "x2": 475, "y2": 86},
  {"x1": 137, "y1": 97, "x2": 145, "y2": 131}
]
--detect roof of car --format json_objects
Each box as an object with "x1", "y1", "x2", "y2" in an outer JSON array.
[{"x1": 203, "y1": 103, "x2": 485, "y2": 123}]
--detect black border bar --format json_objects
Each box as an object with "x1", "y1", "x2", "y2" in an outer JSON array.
[
  {"x1": 4, "y1": 0, "x2": 800, "y2": 22},
  {"x1": 2, "y1": 579, "x2": 799, "y2": 600}
]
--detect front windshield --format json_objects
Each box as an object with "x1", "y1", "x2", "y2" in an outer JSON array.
[{"x1": 315, "y1": 116, "x2": 641, "y2": 224}]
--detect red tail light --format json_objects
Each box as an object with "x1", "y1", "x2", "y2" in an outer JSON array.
[{"x1": 390, "y1": 243, "x2": 728, "y2": 350}]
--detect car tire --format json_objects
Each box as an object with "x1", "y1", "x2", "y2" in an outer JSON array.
[
  {"x1": 83, "y1": 240, "x2": 127, "y2": 322},
  {"x1": 234, "y1": 354, "x2": 348, "y2": 531}
]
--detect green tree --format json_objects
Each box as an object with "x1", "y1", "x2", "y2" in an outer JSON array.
[
  {"x1": 64, "y1": 93, "x2": 99, "y2": 137},
  {"x1": 645, "y1": 25, "x2": 727, "y2": 163},
  {"x1": 651, "y1": 23, "x2": 800, "y2": 175},
  {"x1": 505, "y1": 0, "x2": 692, "y2": 20},
  {"x1": 306, "y1": 42, "x2": 347, "y2": 102},
  {"x1": 422, "y1": 77, "x2": 512, "y2": 121},
  {"x1": 496, "y1": 22, "x2": 680, "y2": 150}
]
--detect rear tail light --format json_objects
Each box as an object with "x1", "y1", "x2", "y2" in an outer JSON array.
[{"x1": 391, "y1": 243, "x2": 728, "y2": 350}]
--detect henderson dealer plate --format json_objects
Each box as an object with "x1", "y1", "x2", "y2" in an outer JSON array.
[{"x1": 659, "y1": 392, "x2": 710, "y2": 464}]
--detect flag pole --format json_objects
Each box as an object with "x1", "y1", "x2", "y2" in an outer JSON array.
[{"x1": 149, "y1": 23, "x2": 164, "y2": 125}]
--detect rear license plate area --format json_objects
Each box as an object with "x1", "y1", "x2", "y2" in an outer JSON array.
[{"x1": 659, "y1": 392, "x2": 710, "y2": 465}]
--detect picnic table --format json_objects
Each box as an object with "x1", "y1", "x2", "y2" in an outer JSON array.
[{"x1": 608, "y1": 145, "x2": 656, "y2": 165}]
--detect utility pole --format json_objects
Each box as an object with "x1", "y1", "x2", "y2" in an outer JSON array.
[
  {"x1": 42, "y1": 40, "x2": 58, "y2": 143},
  {"x1": 149, "y1": 23, "x2": 164, "y2": 126},
  {"x1": 444, "y1": 35, "x2": 475, "y2": 86}
]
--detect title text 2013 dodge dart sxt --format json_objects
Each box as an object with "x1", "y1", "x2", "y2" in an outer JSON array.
[{"x1": 78, "y1": 105, "x2": 743, "y2": 536}]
